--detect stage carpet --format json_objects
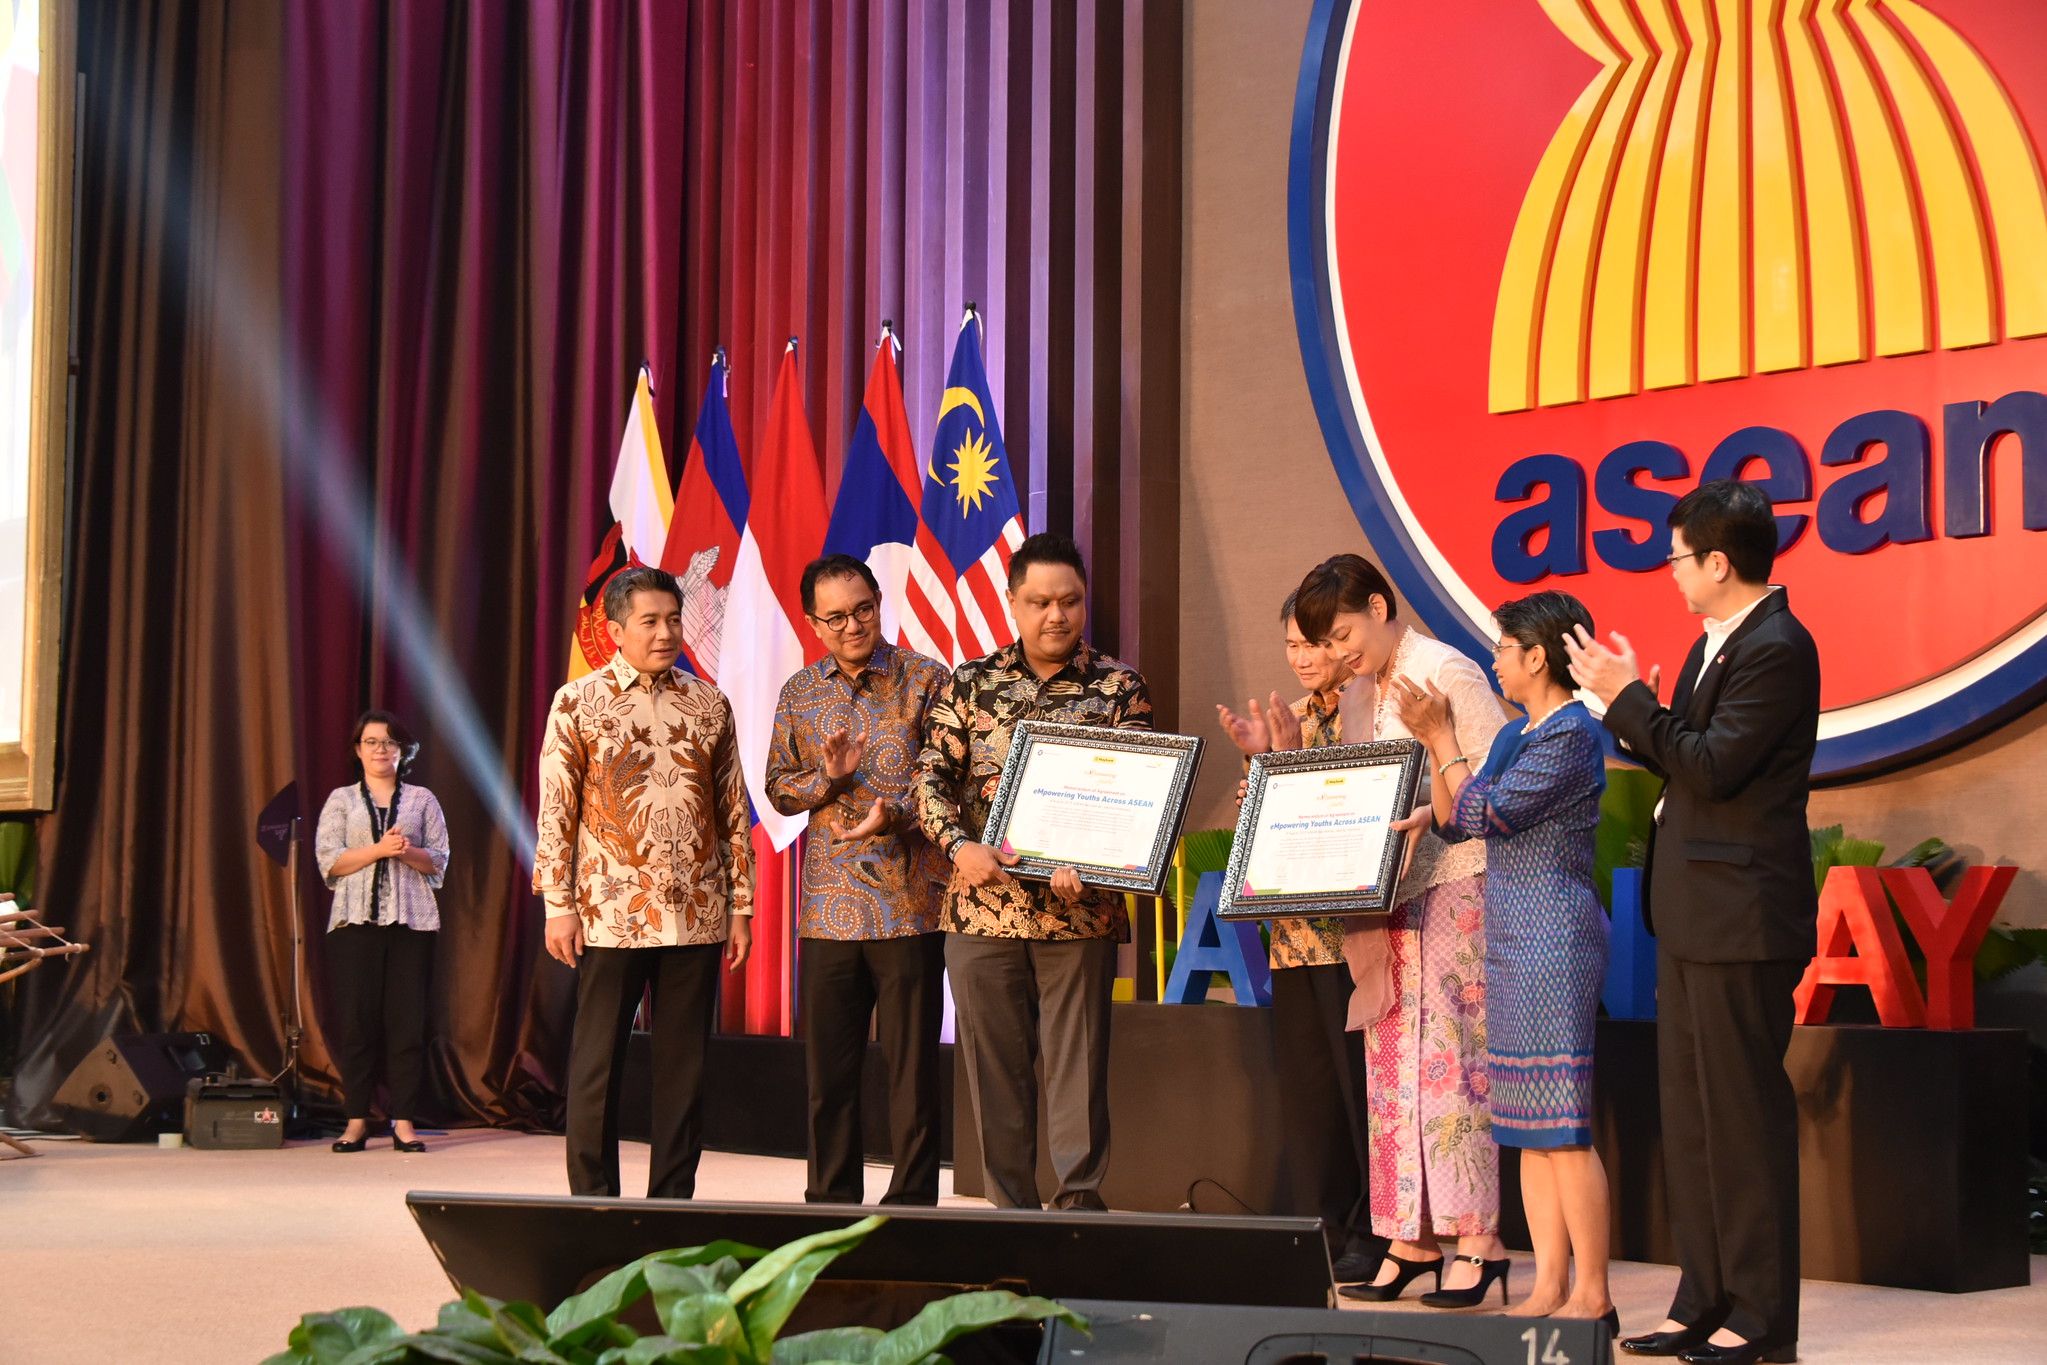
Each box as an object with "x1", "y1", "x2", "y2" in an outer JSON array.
[{"x1": 1, "y1": 1129, "x2": 2041, "y2": 1365}]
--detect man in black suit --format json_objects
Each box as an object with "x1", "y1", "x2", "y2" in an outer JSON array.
[{"x1": 1564, "y1": 480, "x2": 1819, "y2": 1365}]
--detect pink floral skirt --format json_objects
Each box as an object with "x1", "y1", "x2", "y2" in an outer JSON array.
[{"x1": 1363, "y1": 873, "x2": 1498, "y2": 1240}]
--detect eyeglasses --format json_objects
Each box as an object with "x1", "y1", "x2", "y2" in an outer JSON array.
[
  {"x1": 1491, "y1": 641, "x2": 1526, "y2": 656},
  {"x1": 1665, "y1": 549, "x2": 1708, "y2": 567},
  {"x1": 359, "y1": 738, "x2": 402, "y2": 752},
  {"x1": 809, "y1": 601, "x2": 878, "y2": 633}
]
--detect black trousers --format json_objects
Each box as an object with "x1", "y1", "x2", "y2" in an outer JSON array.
[
  {"x1": 1658, "y1": 952, "x2": 1805, "y2": 1347},
  {"x1": 325, "y1": 923, "x2": 434, "y2": 1121},
  {"x1": 567, "y1": 943, "x2": 722, "y2": 1199},
  {"x1": 800, "y1": 932, "x2": 946, "y2": 1205},
  {"x1": 1270, "y1": 963, "x2": 1373, "y2": 1251},
  {"x1": 946, "y1": 933, "x2": 1116, "y2": 1211}
]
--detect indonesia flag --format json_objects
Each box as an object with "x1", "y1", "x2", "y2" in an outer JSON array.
[
  {"x1": 659, "y1": 354, "x2": 748, "y2": 681},
  {"x1": 717, "y1": 342, "x2": 829, "y2": 851},
  {"x1": 921, "y1": 312, "x2": 1024, "y2": 662},
  {"x1": 567, "y1": 366, "x2": 674, "y2": 681},
  {"x1": 823, "y1": 328, "x2": 960, "y2": 664}
]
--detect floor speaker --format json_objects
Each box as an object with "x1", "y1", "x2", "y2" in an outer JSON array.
[
  {"x1": 1044, "y1": 1298, "x2": 1615, "y2": 1365},
  {"x1": 50, "y1": 1032, "x2": 234, "y2": 1142},
  {"x1": 406, "y1": 1193, "x2": 1334, "y2": 1312}
]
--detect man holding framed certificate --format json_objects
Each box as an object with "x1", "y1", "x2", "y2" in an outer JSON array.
[{"x1": 914, "y1": 532, "x2": 1154, "y2": 1210}]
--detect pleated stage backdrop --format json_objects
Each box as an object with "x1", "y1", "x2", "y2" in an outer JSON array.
[{"x1": 10, "y1": 0, "x2": 1180, "y2": 1130}]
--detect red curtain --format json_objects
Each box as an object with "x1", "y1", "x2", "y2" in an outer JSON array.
[{"x1": 11, "y1": 0, "x2": 1179, "y2": 1129}]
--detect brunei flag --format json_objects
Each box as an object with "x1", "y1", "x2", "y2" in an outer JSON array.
[
  {"x1": 921, "y1": 311, "x2": 1024, "y2": 663},
  {"x1": 569, "y1": 367, "x2": 673, "y2": 680},
  {"x1": 823, "y1": 327, "x2": 960, "y2": 664}
]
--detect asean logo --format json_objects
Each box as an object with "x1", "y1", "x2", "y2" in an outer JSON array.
[{"x1": 1291, "y1": 0, "x2": 2047, "y2": 776}]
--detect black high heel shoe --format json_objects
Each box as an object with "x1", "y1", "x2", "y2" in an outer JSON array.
[
  {"x1": 1601, "y1": 1309, "x2": 1621, "y2": 1338},
  {"x1": 391, "y1": 1133, "x2": 427, "y2": 1153},
  {"x1": 1418, "y1": 1254, "x2": 1511, "y2": 1308},
  {"x1": 1337, "y1": 1252, "x2": 1444, "y2": 1302},
  {"x1": 331, "y1": 1135, "x2": 367, "y2": 1153}
]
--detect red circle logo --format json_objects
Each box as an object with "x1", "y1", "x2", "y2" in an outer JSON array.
[{"x1": 1293, "y1": 0, "x2": 2047, "y2": 775}]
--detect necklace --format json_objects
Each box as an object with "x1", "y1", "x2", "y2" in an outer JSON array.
[{"x1": 1523, "y1": 696, "x2": 1572, "y2": 731}]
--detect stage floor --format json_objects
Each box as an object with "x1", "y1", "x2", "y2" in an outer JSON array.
[{"x1": 2, "y1": 1129, "x2": 2041, "y2": 1365}]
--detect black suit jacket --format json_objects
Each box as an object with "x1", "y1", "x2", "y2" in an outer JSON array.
[{"x1": 1601, "y1": 590, "x2": 1821, "y2": 964}]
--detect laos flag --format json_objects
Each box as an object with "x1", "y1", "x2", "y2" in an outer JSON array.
[
  {"x1": 921, "y1": 313, "x2": 1023, "y2": 661},
  {"x1": 823, "y1": 330, "x2": 960, "y2": 664}
]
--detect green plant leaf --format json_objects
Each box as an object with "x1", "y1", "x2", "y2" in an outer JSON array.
[
  {"x1": 868, "y1": 1291, "x2": 1085, "y2": 1365},
  {"x1": 546, "y1": 1243, "x2": 767, "y2": 1347},
  {"x1": 463, "y1": 1290, "x2": 573, "y2": 1365},
  {"x1": 1593, "y1": 767, "x2": 1662, "y2": 909},
  {"x1": 260, "y1": 1351, "x2": 315, "y2": 1365},
  {"x1": 282, "y1": 1310, "x2": 408, "y2": 1365},
  {"x1": 644, "y1": 1266, "x2": 747, "y2": 1354},
  {"x1": 370, "y1": 1337, "x2": 518, "y2": 1365},
  {"x1": 2005, "y1": 927, "x2": 2047, "y2": 966},
  {"x1": 770, "y1": 1327, "x2": 885, "y2": 1364},
  {"x1": 1976, "y1": 926, "x2": 2038, "y2": 983},
  {"x1": 619, "y1": 1337, "x2": 742, "y2": 1365},
  {"x1": 727, "y1": 1217, "x2": 885, "y2": 1355},
  {"x1": 437, "y1": 1300, "x2": 509, "y2": 1348}
]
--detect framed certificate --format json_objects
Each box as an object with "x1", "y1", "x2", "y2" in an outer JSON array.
[
  {"x1": 980, "y1": 722, "x2": 1206, "y2": 897},
  {"x1": 1216, "y1": 739, "x2": 1427, "y2": 920}
]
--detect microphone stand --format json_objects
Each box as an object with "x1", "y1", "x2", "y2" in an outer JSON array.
[{"x1": 272, "y1": 814, "x2": 310, "y2": 1133}]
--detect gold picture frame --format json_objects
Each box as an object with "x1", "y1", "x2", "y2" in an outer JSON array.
[{"x1": 0, "y1": 0, "x2": 76, "y2": 811}]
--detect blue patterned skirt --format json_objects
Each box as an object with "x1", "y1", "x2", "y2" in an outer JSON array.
[{"x1": 1483, "y1": 894, "x2": 1608, "y2": 1149}]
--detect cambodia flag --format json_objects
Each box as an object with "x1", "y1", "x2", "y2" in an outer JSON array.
[
  {"x1": 567, "y1": 367, "x2": 673, "y2": 681},
  {"x1": 921, "y1": 313, "x2": 1024, "y2": 661},
  {"x1": 823, "y1": 330, "x2": 960, "y2": 664},
  {"x1": 660, "y1": 355, "x2": 748, "y2": 681},
  {"x1": 717, "y1": 342, "x2": 828, "y2": 850}
]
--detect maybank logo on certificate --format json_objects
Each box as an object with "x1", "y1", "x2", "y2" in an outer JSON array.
[{"x1": 1240, "y1": 763, "x2": 1401, "y2": 899}]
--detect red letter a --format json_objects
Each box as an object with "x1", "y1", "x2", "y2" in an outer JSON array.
[{"x1": 1794, "y1": 867, "x2": 1926, "y2": 1027}]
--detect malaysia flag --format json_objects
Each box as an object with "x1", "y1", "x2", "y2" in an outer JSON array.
[
  {"x1": 717, "y1": 342, "x2": 828, "y2": 851},
  {"x1": 822, "y1": 329, "x2": 960, "y2": 664},
  {"x1": 921, "y1": 313, "x2": 1024, "y2": 661},
  {"x1": 658, "y1": 355, "x2": 748, "y2": 681}
]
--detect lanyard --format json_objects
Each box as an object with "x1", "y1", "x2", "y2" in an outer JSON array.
[{"x1": 359, "y1": 780, "x2": 403, "y2": 924}]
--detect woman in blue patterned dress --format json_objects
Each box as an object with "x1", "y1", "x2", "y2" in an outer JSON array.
[{"x1": 1395, "y1": 591, "x2": 1614, "y2": 1331}]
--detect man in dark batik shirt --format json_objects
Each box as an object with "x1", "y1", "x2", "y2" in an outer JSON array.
[
  {"x1": 768, "y1": 555, "x2": 952, "y2": 1205},
  {"x1": 915, "y1": 533, "x2": 1153, "y2": 1210}
]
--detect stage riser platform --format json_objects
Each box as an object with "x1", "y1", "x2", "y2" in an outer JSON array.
[{"x1": 939, "y1": 1004, "x2": 2030, "y2": 1293}]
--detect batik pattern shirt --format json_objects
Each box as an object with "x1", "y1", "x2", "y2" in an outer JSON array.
[
  {"x1": 534, "y1": 652, "x2": 755, "y2": 948},
  {"x1": 915, "y1": 641, "x2": 1154, "y2": 940},
  {"x1": 766, "y1": 641, "x2": 951, "y2": 940},
  {"x1": 1267, "y1": 691, "x2": 1347, "y2": 970},
  {"x1": 315, "y1": 784, "x2": 451, "y2": 933}
]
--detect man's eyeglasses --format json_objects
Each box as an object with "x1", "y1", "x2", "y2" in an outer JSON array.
[
  {"x1": 1665, "y1": 549, "x2": 1708, "y2": 567},
  {"x1": 810, "y1": 601, "x2": 879, "y2": 633}
]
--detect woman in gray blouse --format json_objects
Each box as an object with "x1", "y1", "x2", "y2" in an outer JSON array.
[{"x1": 315, "y1": 710, "x2": 450, "y2": 1152}]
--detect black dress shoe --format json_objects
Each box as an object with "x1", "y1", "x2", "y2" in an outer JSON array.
[
  {"x1": 331, "y1": 1136, "x2": 367, "y2": 1153},
  {"x1": 1677, "y1": 1343, "x2": 1795, "y2": 1365},
  {"x1": 1619, "y1": 1326, "x2": 1708, "y2": 1356},
  {"x1": 1601, "y1": 1309, "x2": 1621, "y2": 1338},
  {"x1": 391, "y1": 1134, "x2": 427, "y2": 1153},
  {"x1": 1417, "y1": 1254, "x2": 1510, "y2": 1308},
  {"x1": 1337, "y1": 1252, "x2": 1443, "y2": 1302}
]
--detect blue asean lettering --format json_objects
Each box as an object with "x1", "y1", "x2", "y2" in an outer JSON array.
[
  {"x1": 1593, "y1": 440, "x2": 1689, "y2": 571},
  {"x1": 1943, "y1": 391, "x2": 2047, "y2": 537},
  {"x1": 1818, "y1": 410, "x2": 1934, "y2": 554},
  {"x1": 1702, "y1": 425, "x2": 1812, "y2": 552},
  {"x1": 1492, "y1": 453, "x2": 1588, "y2": 583},
  {"x1": 1285, "y1": 0, "x2": 2047, "y2": 776}
]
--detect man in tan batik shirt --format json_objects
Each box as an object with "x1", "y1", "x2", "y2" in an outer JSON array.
[{"x1": 535, "y1": 565, "x2": 755, "y2": 1199}]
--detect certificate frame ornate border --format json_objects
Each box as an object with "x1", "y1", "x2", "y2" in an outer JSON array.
[
  {"x1": 980, "y1": 722, "x2": 1206, "y2": 897},
  {"x1": 1216, "y1": 738, "x2": 1426, "y2": 921}
]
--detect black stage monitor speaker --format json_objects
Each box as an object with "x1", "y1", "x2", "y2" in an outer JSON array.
[
  {"x1": 407, "y1": 1194, "x2": 1334, "y2": 1311},
  {"x1": 1044, "y1": 1299, "x2": 1615, "y2": 1365},
  {"x1": 51, "y1": 1032, "x2": 234, "y2": 1142}
]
